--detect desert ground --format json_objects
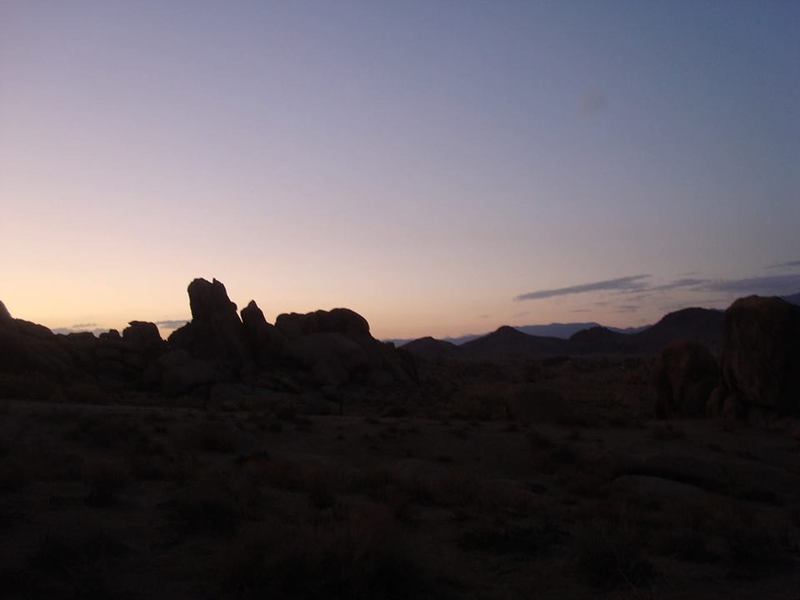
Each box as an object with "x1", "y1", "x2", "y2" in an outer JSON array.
[{"x1": 2, "y1": 355, "x2": 798, "y2": 600}]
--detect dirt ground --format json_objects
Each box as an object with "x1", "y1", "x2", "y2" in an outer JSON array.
[{"x1": 1, "y1": 357, "x2": 799, "y2": 599}]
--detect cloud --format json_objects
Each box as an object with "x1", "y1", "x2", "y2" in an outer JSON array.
[
  {"x1": 614, "y1": 305, "x2": 640, "y2": 313},
  {"x1": 641, "y1": 278, "x2": 710, "y2": 293},
  {"x1": 71, "y1": 322, "x2": 98, "y2": 329},
  {"x1": 767, "y1": 260, "x2": 800, "y2": 270},
  {"x1": 155, "y1": 319, "x2": 189, "y2": 329},
  {"x1": 515, "y1": 275, "x2": 650, "y2": 301},
  {"x1": 701, "y1": 273, "x2": 800, "y2": 296}
]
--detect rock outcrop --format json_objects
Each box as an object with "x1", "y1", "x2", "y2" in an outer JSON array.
[
  {"x1": 276, "y1": 307, "x2": 415, "y2": 388},
  {"x1": 653, "y1": 341, "x2": 718, "y2": 418},
  {"x1": 240, "y1": 300, "x2": 285, "y2": 365},
  {"x1": 721, "y1": 296, "x2": 800, "y2": 415},
  {"x1": 275, "y1": 308, "x2": 371, "y2": 339},
  {"x1": 168, "y1": 278, "x2": 249, "y2": 365},
  {"x1": 122, "y1": 321, "x2": 164, "y2": 355},
  {"x1": 0, "y1": 300, "x2": 11, "y2": 323}
]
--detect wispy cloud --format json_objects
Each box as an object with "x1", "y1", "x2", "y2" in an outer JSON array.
[
  {"x1": 640, "y1": 278, "x2": 710, "y2": 293},
  {"x1": 515, "y1": 274, "x2": 650, "y2": 301},
  {"x1": 701, "y1": 273, "x2": 800, "y2": 295},
  {"x1": 71, "y1": 322, "x2": 98, "y2": 329},
  {"x1": 767, "y1": 259, "x2": 800, "y2": 270},
  {"x1": 615, "y1": 305, "x2": 640, "y2": 313},
  {"x1": 155, "y1": 319, "x2": 189, "y2": 329}
]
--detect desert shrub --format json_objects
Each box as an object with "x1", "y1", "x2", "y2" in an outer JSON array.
[
  {"x1": 527, "y1": 428, "x2": 556, "y2": 451},
  {"x1": 65, "y1": 414, "x2": 146, "y2": 451},
  {"x1": 84, "y1": 459, "x2": 129, "y2": 507},
  {"x1": 24, "y1": 526, "x2": 129, "y2": 599},
  {"x1": 0, "y1": 372, "x2": 59, "y2": 401},
  {"x1": 460, "y1": 521, "x2": 562, "y2": 557},
  {"x1": 167, "y1": 479, "x2": 242, "y2": 536},
  {"x1": 650, "y1": 423, "x2": 686, "y2": 441},
  {"x1": 307, "y1": 478, "x2": 337, "y2": 510},
  {"x1": 717, "y1": 509, "x2": 786, "y2": 577},
  {"x1": 573, "y1": 521, "x2": 656, "y2": 590},
  {"x1": 220, "y1": 510, "x2": 441, "y2": 600},
  {"x1": 0, "y1": 457, "x2": 31, "y2": 492},
  {"x1": 65, "y1": 382, "x2": 110, "y2": 405},
  {"x1": 182, "y1": 420, "x2": 241, "y2": 453},
  {"x1": 659, "y1": 526, "x2": 718, "y2": 563}
]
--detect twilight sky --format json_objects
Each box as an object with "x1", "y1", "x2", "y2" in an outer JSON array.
[{"x1": 1, "y1": 1, "x2": 799, "y2": 339}]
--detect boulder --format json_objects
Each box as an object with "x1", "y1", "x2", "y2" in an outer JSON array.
[
  {"x1": 721, "y1": 296, "x2": 800, "y2": 415},
  {"x1": 240, "y1": 300, "x2": 286, "y2": 363},
  {"x1": 99, "y1": 329, "x2": 121, "y2": 342},
  {"x1": 287, "y1": 332, "x2": 370, "y2": 387},
  {"x1": 275, "y1": 308, "x2": 370, "y2": 339},
  {"x1": 122, "y1": 321, "x2": 164, "y2": 355},
  {"x1": 0, "y1": 314, "x2": 72, "y2": 377},
  {"x1": 0, "y1": 300, "x2": 11, "y2": 323},
  {"x1": 275, "y1": 307, "x2": 416, "y2": 388},
  {"x1": 168, "y1": 278, "x2": 250, "y2": 364},
  {"x1": 153, "y1": 349, "x2": 217, "y2": 396},
  {"x1": 653, "y1": 341, "x2": 718, "y2": 418}
]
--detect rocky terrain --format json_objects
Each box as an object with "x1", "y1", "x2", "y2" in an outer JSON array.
[{"x1": 1, "y1": 279, "x2": 799, "y2": 599}]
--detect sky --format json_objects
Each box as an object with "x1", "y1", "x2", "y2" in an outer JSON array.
[{"x1": 1, "y1": 1, "x2": 799, "y2": 340}]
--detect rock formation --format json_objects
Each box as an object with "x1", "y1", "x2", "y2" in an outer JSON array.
[
  {"x1": 122, "y1": 321, "x2": 164, "y2": 355},
  {"x1": 721, "y1": 296, "x2": 800, "y2": 415},
  {"x1": 653, "y1": 341, "x2": 718, "y2": 418},
  {"x1": 168, "y1": 278, "x2": 249, "y2": 364},
  {"x1": 240, "y1": 300, "x2": 285, "y2": 365}
]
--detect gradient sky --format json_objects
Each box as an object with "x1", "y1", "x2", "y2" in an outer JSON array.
[{"x1": 2, "y1": 1, "x2": 799, "y2": 339}]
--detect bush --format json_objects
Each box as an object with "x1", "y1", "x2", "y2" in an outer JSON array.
[
  {"x1": 573, "y1": 522, "x2": 656, "y2": 590},
  {"x1": 167, "y1": 479, "x2": 242, "y2": 536},
  {"x1": 84, "y1": 460, "x2": 129, "y2": 507},
  {"x1": 221, "y1": 512, "x2": 442, "y2": 599}
]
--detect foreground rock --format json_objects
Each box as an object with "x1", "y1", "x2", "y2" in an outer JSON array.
[
  {"x1": 721, "y1": 296, "x2": 800, "y2": 415},
  {"x1": 653, "y1": 341, "x2": 718, "y2": 418}
]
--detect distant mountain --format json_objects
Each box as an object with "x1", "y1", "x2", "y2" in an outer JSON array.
[
  {"x1": 425, "y1": 321, "x2": 645, "y2": 346},
  {"x1": 400, "y1": 336, "x2": 458, "y2": 360},
  {"x1": 459, "y1": 326, "x2": 568, "y2": 359},
  {"x1": 403, "y1": 306, "x2": 724, "y2": 360},
  {"x1": 784, "y1": 292, "x2": 800, "y2": 306},
  {"x1": 608, "y1": 325, "x2": 650, "y2": 335},
  {"x1": 633, "y1": 307, "x2": 724, "y2": 352},
  {"x1": 515, "y1": 322, "x2": 600, "y2": 338}
]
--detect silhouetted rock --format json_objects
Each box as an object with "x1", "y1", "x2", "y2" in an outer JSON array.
[
  {"x1": 275, "y1": 308, "x2": 371, "y2": 339},
  {"x1": 721, "y1": 296, "x2": 800, "y2": 415},
  {"x1": 99, "y1": 329, "x2": 121, "y2": 342},
  {"x1": 653, "y1": 341, "x2": 718, "y2": 418},
  {"x1": 169, "y1": 278, "x2": 249, "y2": 364},
  {"x1": 241, "y1": 300, "x2": 286, "y2": 364},
  {"x1": 287, "y1": 332, "x2": 370, "y2": 387},
  {"x1": 275, "y1": 307, "x2": 415, "y2": 387},
  {"x1": 0, "y1": 300, "x2": 11, "y2": 323},
  {"x1": 637, "y1": 308, "x2": 724, "y2": 353},
  {"x1": 122, "y1": 321, "x2": 164, "y2": 355},
  {"x1": 151, "y1": 349, "x2": 217, "y2": 396}
]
